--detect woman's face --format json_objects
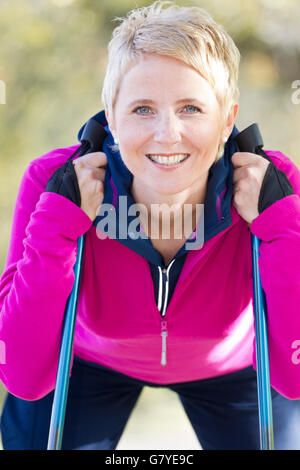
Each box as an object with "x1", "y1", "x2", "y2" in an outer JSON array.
[{"x1": 106, "y1": 53, "x2": 238, "y2": 197}]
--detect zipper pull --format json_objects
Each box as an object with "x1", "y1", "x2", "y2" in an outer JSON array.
[{"x1": 161, "y1": 320, "x2": 168, "y2": 366}]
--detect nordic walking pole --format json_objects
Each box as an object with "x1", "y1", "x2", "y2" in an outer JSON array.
[
  {"x1": 234, "y1": 124, "x2": 274, "y2": 450},
  {"x1": 47, "y1": 120, "x2": 108, "y2": 450},
  {"x1": 47, "y1": 234, "x2": 86, "y2": 450}
]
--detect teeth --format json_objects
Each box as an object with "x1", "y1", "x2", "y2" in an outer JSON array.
[{"x1": 147, "y1": 154, "x2": 189, "y2": 165}]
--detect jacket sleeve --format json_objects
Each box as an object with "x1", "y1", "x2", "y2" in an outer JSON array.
[
  {"x1": 249, "y1": 150, "x2": 300, "y2": 399},
  {"x1": 0, "y1": 156, "x2": 92, "y2": 400}
]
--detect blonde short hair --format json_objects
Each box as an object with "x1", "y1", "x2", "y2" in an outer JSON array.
[{"x1": 101, "y1": 1, "x2": 240, "y2": 156}]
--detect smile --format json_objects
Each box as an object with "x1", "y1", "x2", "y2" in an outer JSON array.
[{"x1": 146, "y1": 154, "x2": 190, "y2": 166}]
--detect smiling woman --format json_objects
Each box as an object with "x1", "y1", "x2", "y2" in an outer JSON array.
[
  {"x1": 102, "y1": 3, "x2": 239, "y2": 261},
  {"x1": 1, "y1": 0, "x2": 300, "y2": 451},
  {"x1": 103, "y1": 54, "x2": 229, "y2": 263},
  {"x1": 105, "y1": 54, "x2": 238, "y2": 204},
  {"x1": 102, "y1": 1, "x2": 240, "y2": 159}
]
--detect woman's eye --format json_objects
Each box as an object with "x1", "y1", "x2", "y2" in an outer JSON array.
[
  {"x1": 134, "y1": 106, "x2": 151, "y2": 115},
  {"x1": 133, "y1": 105, "x2": 201, "y2": 115},
  {"x1": 184, "y1": 105, "x2": 201, "y2": 113}
]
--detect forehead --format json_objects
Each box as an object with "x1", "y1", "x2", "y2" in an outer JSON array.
[{"x1": 116, "y1": 53, "x2": 216, "y2": 104}]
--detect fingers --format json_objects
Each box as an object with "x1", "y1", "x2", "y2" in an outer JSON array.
[
  {"x1": 74, "y1": 165, "x2": 106, "y2": 184},
  {"x1": 69, "y1": 152, "x2": 107, "y2": 222},
  {"x1": 72, "y1": 152, "x2": 106, "y2": 188},
  {"x1": 73, "y1": 151, "x2": 107, "y2": 169},
  {"x1": 89, "y1": 167, "x2": 106, "y2": 180},
  {"x1": 231, "y1": 152, "x2": 261, "y2": 168},
  {"x1": 232, "y1": 166, "x2": 257, "y2": 185}
]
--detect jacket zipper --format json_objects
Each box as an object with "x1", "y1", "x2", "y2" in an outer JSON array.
[
  {"x1": 157, "y1": 260, "x2": 175, "y2": 366},
  {"x1": 160, "y1": 320, "x2": 168, "y2": 366}
]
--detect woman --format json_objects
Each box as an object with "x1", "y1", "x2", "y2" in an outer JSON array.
[{"x1": 1, "y1": 1, "x2": 300, "y2": 450}]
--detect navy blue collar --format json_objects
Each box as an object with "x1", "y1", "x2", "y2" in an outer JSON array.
[{"x1": 78, "y1": 110, "x2": 239, "y2": 266}]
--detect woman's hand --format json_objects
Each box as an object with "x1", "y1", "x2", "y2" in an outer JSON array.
[
  {"x1": 232, "y1": 152, "x2": 270, "y2": 225},
  {"x1": 72, "y1": 152, "x2": 107, "y2": 222}
]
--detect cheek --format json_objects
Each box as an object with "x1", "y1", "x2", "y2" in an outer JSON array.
[
  {"x1": 192, "y1": 132, "x2": 219, "y2": 160},
  {"x1": 118, "y1": 130, "x2": 148, "y2": 167},
  {"x1": 188, "y1": 117, "x2": 221, "y2": 145},
  {"x1": 202, "y1": 128, "x2": 221, "y2": 156},
  {"x1": 197, "y1": 122, "x2": 220, "y2": 143},
  {"x1": 118, "y1": 142, "x2": 146, "y2": 173}
]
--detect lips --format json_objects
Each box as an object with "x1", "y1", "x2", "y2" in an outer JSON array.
[
  {"x1": 146, "y1": 153, "x2": 189, "y2": 157},
  {"x1": 146, "y1": 154, "x2": 190, "y2": 166}
]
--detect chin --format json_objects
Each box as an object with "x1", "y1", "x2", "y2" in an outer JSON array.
[{"x1": 152, "y1": 184, "x2": 188, "y2": 196}]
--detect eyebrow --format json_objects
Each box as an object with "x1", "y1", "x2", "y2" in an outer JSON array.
[{"x1": 128, "y1": 98, "x2": 206, "y2": 107}]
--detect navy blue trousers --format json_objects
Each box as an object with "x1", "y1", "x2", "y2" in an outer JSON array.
[{"x1": 1, "y1": 357, "x2": 300, "y2": 450}]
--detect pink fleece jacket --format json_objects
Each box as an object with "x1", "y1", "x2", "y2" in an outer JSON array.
[{"x1": 0, "y1": 145, "x2": 300, "y2": 400}]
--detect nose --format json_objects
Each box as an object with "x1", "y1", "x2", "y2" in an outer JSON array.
[{"x1": 153, "y1": 112, "x2": 182, "y2": 146}]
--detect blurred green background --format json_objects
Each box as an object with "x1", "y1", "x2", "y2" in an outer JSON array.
[{"x1": 0, "y1": 0, "x2": 300, "y2": 450}]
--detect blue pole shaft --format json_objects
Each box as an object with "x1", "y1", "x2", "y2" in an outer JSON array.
[
  {"x1": 47, "y1": 234, "x2": 86, "y2": 450},
  {"x1": 251, "y1": 233, "x2": 274, "y2": 450}
]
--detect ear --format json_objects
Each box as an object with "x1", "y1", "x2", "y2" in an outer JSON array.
[
  {"x1": 223, "y1": 103, "x2": 239, "y2": 139},
  {"x1": 105, "y1": 109, "x2": 116, "y2": 136}
]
